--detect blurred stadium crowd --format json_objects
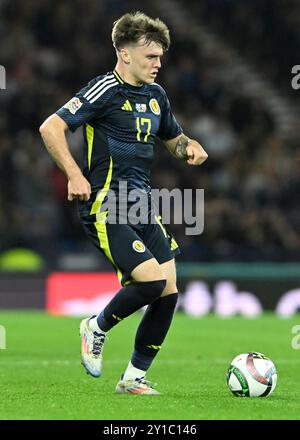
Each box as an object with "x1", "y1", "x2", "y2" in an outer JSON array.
[
  {"x1": 184, "y1": 0, "x2": 300, "y2": 94},
  {"x1": 0, "y1": 0, "x2": 299, "y2": 269}
]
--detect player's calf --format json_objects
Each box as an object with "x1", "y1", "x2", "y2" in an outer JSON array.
[
  {"x1": 80, "y1": 280, "x2": 166, "y2": 378},
  {"x1": 95, "y1": 279, "x2": 166, "y2": 332},
  {"x1": 119, "y1": 293, "x2": 178, "y2": 391}
]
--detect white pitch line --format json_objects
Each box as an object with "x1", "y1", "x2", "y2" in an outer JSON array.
[
  {"x1": 0, "y1": 358, "x2": 299, "y2": 366},
  {"x1": 0, "y1": 360, "x2": 78, "y2": 366}
]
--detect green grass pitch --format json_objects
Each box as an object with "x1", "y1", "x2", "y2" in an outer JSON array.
[{"x1": 0, "y1": 311, "x2": 299, "y2": 420}]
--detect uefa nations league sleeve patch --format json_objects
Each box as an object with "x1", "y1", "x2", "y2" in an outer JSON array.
[{"x1": 63, "y1": 97, "x2": 83, "y2": 114}]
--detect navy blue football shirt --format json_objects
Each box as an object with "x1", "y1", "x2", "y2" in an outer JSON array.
[{"x1": 56, "y1": 70, "x2": 182, "y2": 216}]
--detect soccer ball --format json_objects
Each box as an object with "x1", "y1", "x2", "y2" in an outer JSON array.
[{"x1": 226, "y1": 352, "x2": 277, "y2": 397}]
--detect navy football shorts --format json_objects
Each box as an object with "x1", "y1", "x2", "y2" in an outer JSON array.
[{"x1": 81, "y1": 206, "x2": 180, "y2": 286}]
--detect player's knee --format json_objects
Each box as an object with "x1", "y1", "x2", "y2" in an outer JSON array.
[
  {"x1": 161, "y1": 281, "x2": 178, "y2": 297},
  {"x1": 136, "y1": 279, "x2": 167, "y2": 303},
  {"x1": 131, "y1": 258, "x2": 164, "y2": 282}
]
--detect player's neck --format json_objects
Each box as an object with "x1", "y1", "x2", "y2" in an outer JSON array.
[{"x1": 114, "y1": 64, "x2": 144, "y2": 87}]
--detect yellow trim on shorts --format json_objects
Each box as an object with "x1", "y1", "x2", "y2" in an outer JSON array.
[
  {"x1": 155, "y1": 215, "x2": 168, "y2": 238},
  {"x1": 155, "y1": 215, "x2": 179, "y2": 251},
  {"x1": 94, "y1": 212, "x2": 123, "y2": 284},
  {"x1": 171, "y1": 238, "x2": 179, "y2": 251},
  {"x1": 91, "y1": 157, "x2": 130, "y2": 285}
]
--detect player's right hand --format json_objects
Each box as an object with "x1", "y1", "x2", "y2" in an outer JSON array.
[{"x1": 67, "y1": 174, "x2": 91, "y2": 201}]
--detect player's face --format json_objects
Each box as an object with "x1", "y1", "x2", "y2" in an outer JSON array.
[{"x1": 127, "y1": 39, "x2": 163, "y2": 85}]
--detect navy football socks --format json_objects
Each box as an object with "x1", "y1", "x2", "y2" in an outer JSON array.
[
  {"x1": 131, "y1": 293, "x2": 178, "y2": 371},
  {"x1": 97, "y1": 279, "x2": 166, "y2": 332}
]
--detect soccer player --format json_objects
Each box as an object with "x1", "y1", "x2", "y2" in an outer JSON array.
[{"x1": 40, "y1": 12, "x2": 208, "y2": 394}]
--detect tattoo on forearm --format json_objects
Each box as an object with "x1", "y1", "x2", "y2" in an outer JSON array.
[{"x1": 175, "y1": 136, "x2": 189, "y2": 159}]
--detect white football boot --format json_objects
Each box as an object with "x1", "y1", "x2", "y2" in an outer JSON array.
[
  {"x1": 80, "y1": 316, "x2": 106, "y2": 377},
  {"x1": 115, "y1": 374, "x2": 161, "y2": 395}
]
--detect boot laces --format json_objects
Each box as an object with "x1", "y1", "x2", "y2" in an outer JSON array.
[
  {"x1": 136, "y1": 377, "x2": 157, "y2": 389},
  {"x1": 92, "y1": 333, "x2": 106, "y2": 357}
]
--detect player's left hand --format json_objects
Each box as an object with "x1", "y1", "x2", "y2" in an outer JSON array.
[{"x1": 186, "y1": 141, "x2": 208, "y2": 166}]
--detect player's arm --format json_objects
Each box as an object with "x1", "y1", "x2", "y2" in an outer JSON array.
[
  {"x1": 163, "y1": 133, "x2": 208, "y2": 166},
  {"x1": 39, "y1": 114, "x2": 91, "y2": 201}
]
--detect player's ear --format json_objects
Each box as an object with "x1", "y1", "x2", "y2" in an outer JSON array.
[{"x1": 119, "y1": 48, "x2": 130, "y2": 65}]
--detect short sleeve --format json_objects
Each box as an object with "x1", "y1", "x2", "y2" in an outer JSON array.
[
  {"x1": 156, "y1": 87, "x2": 182, "y2": 141},
  {"x1": 56, "y1": 74, "x2": 118, "y2": 132}
]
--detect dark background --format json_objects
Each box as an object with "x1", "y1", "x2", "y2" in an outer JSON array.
[{"x1": 1, "y1": 0, "x2": 300, "y2": 271}]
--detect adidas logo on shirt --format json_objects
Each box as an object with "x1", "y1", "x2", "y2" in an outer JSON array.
[{"x1": 121, "y1": 100, "x2": 132, "y2": 111}]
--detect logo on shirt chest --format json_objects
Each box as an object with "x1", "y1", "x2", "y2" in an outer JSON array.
[
  {"x1": 135, "y1": 103, "x2": 147, "y2": 113},
  {"x1": 121, "y1": 100, "x2": 133, "y2": 111},
  {"x1": 120, "y1": 100, "x2": 160, "y2": 116},
  {"x1": 149, "y1": 98, "x2": 160, "y2": 115}
]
